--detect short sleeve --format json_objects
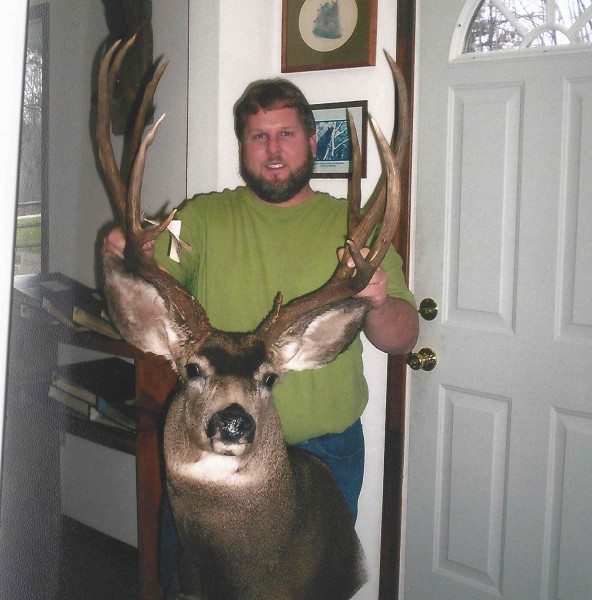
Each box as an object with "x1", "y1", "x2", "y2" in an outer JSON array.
[{"x1": 383, "y1": 245, "x2": 416, "y2": 307}]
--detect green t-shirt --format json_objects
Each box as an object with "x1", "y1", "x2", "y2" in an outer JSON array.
[{"x1": 154, "y1": 186, "x2": 415, "y2": 444}]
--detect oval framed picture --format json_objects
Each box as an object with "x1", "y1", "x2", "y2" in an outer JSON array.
[
  {"x1": 282, "y1": 0, "x2": 377, "y2": 73},
  {"x1": 298, "y1": 0, "x2": 358, "y2": 53}
]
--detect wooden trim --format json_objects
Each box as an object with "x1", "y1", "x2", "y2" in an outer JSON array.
[
  {"x1": 135, "y1": 352, "x2": 176, "y2": 600},
  {"x1": 379, "y1": 0, "x2": 416, "y2": 598}
]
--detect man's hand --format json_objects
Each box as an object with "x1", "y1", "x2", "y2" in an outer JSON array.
[
  {"x1": 337, "y1": 246, "x2": 419, "y2": 354},
  {"x1": 337, "y1": 247, "x2": 388, "y2": 308},
  {"x1": 101, "y1": 226, "x2": 155, "y2": 260}
]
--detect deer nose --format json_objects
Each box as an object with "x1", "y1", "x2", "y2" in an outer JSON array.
[{"x1": 206, "y1": 403, "x2": 256, "y2": 445}]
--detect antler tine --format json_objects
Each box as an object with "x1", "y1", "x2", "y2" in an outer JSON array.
[
  {"x1": 346, "y1": 51, "x2": 409, "y2": 241},
  {"x1": 128, "y1": 58, "x2": 169, "y2": 167},
  {"x1": 345, "y1": 51, "x2": 409, "y2": 272},
  {"x1": 123, "y1": 112, "x2": 180, "y2": 268},
  {"x1": 347, "y1": 110, "x2": 363, "y2": 233},
  {"x1": 341, "y1": 116, "x2": 399, "y2": 280},
  {"x1": 364, "y1": 116, "x2": 401, "y2": 266},
  {"x1": 125, "y1": 113, "x2": 166, "y2": 239},
  {"x1": 97, "y1": 38, "x2": 129, "y2": 221},
  {"x1": 384, "y1": 50, "x2": 410, "y2": 167}
]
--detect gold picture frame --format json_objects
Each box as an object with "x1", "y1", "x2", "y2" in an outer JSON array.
[{"x1": 281, "y1": 0, "x2": 377, "y2": 73}]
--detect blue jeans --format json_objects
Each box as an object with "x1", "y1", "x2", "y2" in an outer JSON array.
[
  {"x1": 293, "y1": 419, "x2": 365, "y2": 523},
  {"x1": 159, "y1": 419, "x2": 365, "y2": 596}
]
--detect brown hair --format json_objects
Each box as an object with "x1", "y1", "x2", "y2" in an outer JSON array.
[{"x1": 234, "y1": 79, "x2": 316, "y2": 141}]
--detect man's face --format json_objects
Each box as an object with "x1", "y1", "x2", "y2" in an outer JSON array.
[{"x1": 239, "y1": 107, "x2": 317, "y2": 205}]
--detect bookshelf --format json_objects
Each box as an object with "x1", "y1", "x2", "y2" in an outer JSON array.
[
  {"x1": 56, "y1": 331, "x2": 137, "y2": 455},
  {"x1": 9, "y1": 294, "x2": 175, "y2": 600}
]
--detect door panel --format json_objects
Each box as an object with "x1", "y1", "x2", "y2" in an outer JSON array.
[
  {"x1": 403, "y1": 1, "x2": 592, "y2": 598},
  {"x1": 446, "y1": 82, "x2": 521, "y2": 333}
]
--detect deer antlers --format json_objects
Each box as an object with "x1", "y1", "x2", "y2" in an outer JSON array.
[
  {"x1": 97, "y1": 36, "x2": 408, "y2": 348},
  {"x1": 258, "y1": 53, "x2": 409, "y2": 338},
  {"x1": 97, "y1": 36, "x2": 212, "y2": 338}
]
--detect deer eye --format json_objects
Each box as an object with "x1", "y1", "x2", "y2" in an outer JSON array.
[
  {"x1": 185, "y1": 363, "x2": 203, "y2": 380},
  {"x1": 263, "y1": 373, "x2": 279, "y2": 390}
]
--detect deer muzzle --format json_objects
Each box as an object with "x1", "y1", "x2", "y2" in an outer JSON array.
[{"x1": 206, "y1": 403, "x2": 256, "y2": 456}]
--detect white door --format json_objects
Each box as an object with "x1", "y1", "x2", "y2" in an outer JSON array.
[{"x1": 402, "y1": 1, "x2": 592, "y2": 599}]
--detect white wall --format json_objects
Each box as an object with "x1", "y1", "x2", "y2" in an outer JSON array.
[
  {"x1": 61, "y1": 433, "x2": 138, "y2": 546},
  {"x1": 32, "y1": 0, "x2": 188, "y2": 288},
  {"x1": 188, "y1": 2, "x2": 400, "y2": 598}
]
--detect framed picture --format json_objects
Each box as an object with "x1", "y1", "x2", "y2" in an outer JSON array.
[
  {"x1": 282, "y1": 0, "x2": 377, "y2": 73},
  {"x1": 311, "y1": 100, "x2": 368, "y2": 179}
]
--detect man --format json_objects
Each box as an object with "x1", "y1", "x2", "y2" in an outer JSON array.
[{"x1": 103, "y1": 77, "x2": 418, "y2": 595}]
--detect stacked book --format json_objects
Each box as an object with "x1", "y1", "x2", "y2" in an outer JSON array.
[
  {"x1": 49, "y1": 357, "x2": 136, "y2": 432},
  {"x1": 13, "y1": 272, "x2": 121, "y2": 339}
]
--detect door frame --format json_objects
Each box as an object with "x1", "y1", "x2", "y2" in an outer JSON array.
[{"x1": 379, "y1": 0, "x2": 416, "y2": 597}]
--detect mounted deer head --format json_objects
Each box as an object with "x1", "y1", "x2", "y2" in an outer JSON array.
[{"x1": 98, "y1": 36, "x2": 408, "y2": 599}]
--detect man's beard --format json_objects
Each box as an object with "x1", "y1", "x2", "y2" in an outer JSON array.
[{"x1": 240, "y1": 150, "x2": 315, "y2": 204}]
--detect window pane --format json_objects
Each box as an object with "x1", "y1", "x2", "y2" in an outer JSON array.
[
  {"x1": 465, "y1": 1, "x2": 523, "y2": 52},
  {"x1": 464, "y1": 0, "x2": 592, "y2": 53},
  {"x1": 512, "y1": 0, "x2": 547, "y2": 33},
  {"x1": 15, "y1": 11, "x2": 46, "y2": 275}
]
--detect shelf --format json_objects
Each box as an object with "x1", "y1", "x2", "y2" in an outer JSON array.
[
  {"x1": 63, "y1": 410, "x2": 136, "y2": 456},
  {"x1": 60, "y1": 329, "x2": 136, "y2": 359}
]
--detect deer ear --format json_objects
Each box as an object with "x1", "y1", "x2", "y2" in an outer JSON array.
[
  {"x1": 102, "y1": 255, "x2": 188, "y2": 362},
  {"x1": 269, "y1": 298, "x2": 370, "y2": 372}
]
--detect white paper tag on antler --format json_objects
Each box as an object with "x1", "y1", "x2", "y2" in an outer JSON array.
[{"x1": 168, "y1": 220, "x2": 182, "y2": 263}]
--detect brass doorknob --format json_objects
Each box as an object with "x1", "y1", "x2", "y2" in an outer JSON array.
[
  {"x1": 406, "y1": 347, "x2": 438, "y2": 371},
  {"x1": 418, "y1": 298, "x2": 438, "y2": 321}
]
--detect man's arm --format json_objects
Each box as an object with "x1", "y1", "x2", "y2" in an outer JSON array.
[
  {"x1": 338, "y1": 247, "x2": 419, "y2": 355},
  {"x1": 363, "y1": 295, "x2": 419, "y2": 354}
]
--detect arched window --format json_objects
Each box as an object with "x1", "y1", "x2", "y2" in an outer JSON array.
[{"x1": 455, "y1": 0, "x2": 592, "y2": 56}]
